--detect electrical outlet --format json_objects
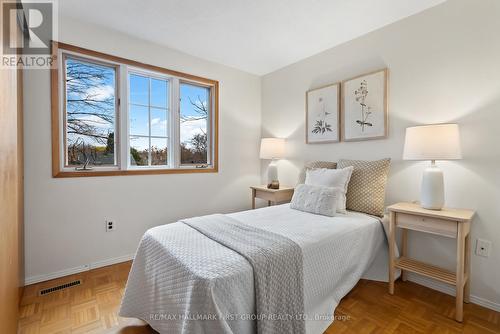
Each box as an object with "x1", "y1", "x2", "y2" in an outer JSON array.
[
  {"x1": 105, "y1": 220, "x2": 115, "y2": 232},
  {"x1": 475, "y1": 238, "x2": 491, "y2": 257}
]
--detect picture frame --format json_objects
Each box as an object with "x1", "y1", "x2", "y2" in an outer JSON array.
[
  {"x1": 341, "y1": 68, "x2": 388, "y2": 142},
  {"x1": 305, "y1": 82, "x2": 340, "y2": 144}
]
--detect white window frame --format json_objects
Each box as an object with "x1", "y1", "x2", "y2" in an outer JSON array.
[
  {"x1": 126, "y1": 67, "x2": 172, "y2": 169},
  {"x1": 57, "y1": 48, "x2": 216, "y2": 174},
  {"x1": 178, "y1": 80, "x2": 213, "y2": 168},
  {"x1": 59, "y1": 50, "x2": 121, "y2": 172}
]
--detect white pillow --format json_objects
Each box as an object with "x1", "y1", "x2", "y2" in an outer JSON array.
[
  {"x1": 290, "y1": 184, "x2": 339, "y2": 217},
  {"x1": 305, "y1": 166, "x2": 354, "y2": 213}
]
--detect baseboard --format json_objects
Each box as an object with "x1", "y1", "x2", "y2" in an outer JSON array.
[
  {"x1": 89, "y1": 254, "x2": 134, "y2": 270},
  {"x1": 25, "y1": 254, "x2": 135, "y2": 286},
  {"x1": 407, "y1": 273, "x2": 500, "y2": 312},
  {"x1": 25, "y1": 264, "x2": 90, "y2": 285}
]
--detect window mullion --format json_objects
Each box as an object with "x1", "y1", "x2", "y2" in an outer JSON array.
[
  {"x1": 119, "y1": 65, "x2": 129, "y2": 170},
  {"x1": 171, "y1": 78, "x2": 180, "y2": 168},
  {"x1": 148, "y1": 78, "x2": 152, "y2": 166},
  {"x1": 208, "y1": 86, "x2": 213, "y2": 166}
]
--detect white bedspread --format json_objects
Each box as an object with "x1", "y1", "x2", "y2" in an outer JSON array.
[{"x1": 120, "y1": 204, "x2": 388, "y2": 334}]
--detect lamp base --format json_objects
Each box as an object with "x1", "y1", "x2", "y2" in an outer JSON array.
[
  {"x1": 421, "y1": 161, "x2": 444, "y2": 210},
  {"x1": 267, "y1": 159, "x2": 279, "y2": 189},
  {"x1": 267, "y1": 181, "x2": 280, "y2": 189}
]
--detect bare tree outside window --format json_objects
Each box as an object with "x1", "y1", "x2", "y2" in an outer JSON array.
[
  {"x1": 180, "y1": 83, "x2": 209, "y2": 165},
  {"x1": 65, "y1": 57, "x2": 116, "y2": 166}
]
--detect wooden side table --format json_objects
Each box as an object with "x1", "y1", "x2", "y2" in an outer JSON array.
[
  {"x1": 387, "y1": 202, "x2": 475, "y2": 322},
  {"x1": 250, "y1": 185, "x2": 294, "y2": 209}
]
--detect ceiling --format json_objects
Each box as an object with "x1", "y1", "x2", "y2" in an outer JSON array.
[{"x1": 58, "y1": 0, "x2": 446, "y2": 75}]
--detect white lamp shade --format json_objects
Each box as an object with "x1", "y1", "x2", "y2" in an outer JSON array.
[
  {"x1": 403, "y1": 124, "x2": 462, "y2": 161},
  {"x1": 260, "y1": 138, "x2": 285, "y2": 159}
]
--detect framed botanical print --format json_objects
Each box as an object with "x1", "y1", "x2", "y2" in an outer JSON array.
[
  {"x1": 341, "y1": 68, "x2": 388, "y2": 141},
  {"x1": 306, "y1": 82, "x2": 340, "y2": 144}
]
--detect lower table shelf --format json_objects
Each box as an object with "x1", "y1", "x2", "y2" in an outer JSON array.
[{"x1": 395, "y1": 257, "x2": 457, "y2": 285}]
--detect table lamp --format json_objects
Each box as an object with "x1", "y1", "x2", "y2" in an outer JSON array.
[
  {"x1": 403, "y1": 124, "x2": 462, "y2": 210},
  {"x1": 260, "y1": 138, "x2": 285, "y2": 189}
]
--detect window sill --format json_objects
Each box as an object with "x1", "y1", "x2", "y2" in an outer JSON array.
[{"x1": 53, "y1": 167, "x2": 218, "y2": 178}]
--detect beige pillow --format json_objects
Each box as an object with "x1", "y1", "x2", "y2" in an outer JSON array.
[
  {"x1": 337, "y1": 158, "x2": 391, "y2": 217},
  {"x1": 297, "y1": 161, "x2": 337, "y2": 185}
]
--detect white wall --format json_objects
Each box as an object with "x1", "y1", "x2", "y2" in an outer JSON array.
[
  {"x1": 24, "y1": 18, "x2": 262, "y2": 282},
  {"x1": 262, "y1": 0, "x2": 500, "y2": 307}
]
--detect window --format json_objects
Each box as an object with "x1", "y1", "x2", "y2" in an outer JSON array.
[
  {"x1": 129, "y1": 74, "x2": 169, "y2": 167},
  {"x1": 180, "y1": 82, "x2": 210, "y2": 165},
  {"x1": 52, "y1": 42, "x2": 218, "y2": 177},
  {"x1": 64, "y1": 56, "x2": 118, "y2": 167}
]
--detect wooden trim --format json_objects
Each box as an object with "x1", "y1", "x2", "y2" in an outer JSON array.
[
  {"x1": 51, "y1": 41, "x2": 219, "y2": 177},
  {"x1": 53, "y1": 41, "x2": 218, "y2": 85},
  {"x1": 17, "y1": 64, "x2": 24, "y2": 300},
  {"x1": 53, "y1": 167, "x2": 218, "y2": 178},
  {"x1": 305, "y1": 82, "x2": 341, "y2": 144},
  {"x1": 51, "y1": 41, "x2": 60, "y2": 177},
  {"x1": 341, "y1": 68, "x2": 389, "y2": 142},
  {"x1": 0, "y1": 5, "x2": 24, "y2": 330}
]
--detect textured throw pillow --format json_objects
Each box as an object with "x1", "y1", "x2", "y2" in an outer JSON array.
[
  {"x1": 297, "y1": 161, "x2": 337, "y2": 185},
  {"x1": 337, "y1": 158, "x2": 391, "y2": 217},
  {"x1": 305, "y1": 167, "x2": 353, "y2": 214},
  {"x1": 290, "y1": 184, "x2": 339, "y2": 217}
]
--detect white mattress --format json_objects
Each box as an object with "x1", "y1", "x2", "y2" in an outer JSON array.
[{"x1": 120, "y1": 204, "x2": 388, "y2": 334}]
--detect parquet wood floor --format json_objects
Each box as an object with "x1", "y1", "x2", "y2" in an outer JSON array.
[{"x1": 18, "y1": 261, "x2": 500, "y2": 333}]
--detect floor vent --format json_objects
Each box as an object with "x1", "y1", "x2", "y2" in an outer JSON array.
[{"x1": 39, "y1": 279, "x2": 82, "y2": 296}]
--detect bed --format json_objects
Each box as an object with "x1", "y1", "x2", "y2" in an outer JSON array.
[{"x1": 119, "y1": 203, "x2": 393, "y2": 334}]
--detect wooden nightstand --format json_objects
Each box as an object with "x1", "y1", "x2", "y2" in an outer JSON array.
[
  {"x1": 387, "y1": 202, "x2": 475, "y2": 322},
  {"x1": 250, "y1": 185, "x2": 294, "y2": 209}
]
